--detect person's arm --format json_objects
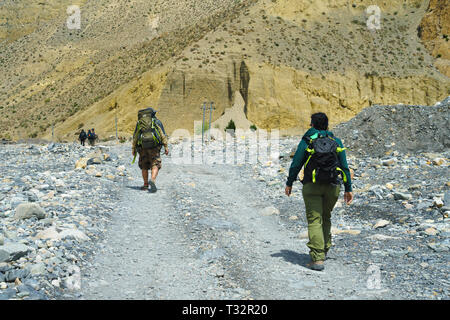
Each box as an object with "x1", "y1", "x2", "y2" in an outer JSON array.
[
  {"x1": 155, "y1": 122, "x2": 169, "y2": 154},
  {"x1": 336, "y1": 138, "x2": 353, "y2": 204},
  {"x1": 156, "y1": 119, "x2": 167, "y2": 135},
  {"x1": 286, "y1": 139, "x2": 307, "y2": 187},
  {"x1": 132, "y1": 122, "x2": 139, "y2": 155},
  {"x1": 336, "y1": 138, "x2": 352, "y2": 193}
]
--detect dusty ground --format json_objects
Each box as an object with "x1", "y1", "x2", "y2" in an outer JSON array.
[{"x1": 80, "y1": 143, "x2": 409, "y2": 300}]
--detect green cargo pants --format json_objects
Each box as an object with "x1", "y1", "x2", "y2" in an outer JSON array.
[{"x1": 302, "y1": 183, "x2": 340, "y2": 262}]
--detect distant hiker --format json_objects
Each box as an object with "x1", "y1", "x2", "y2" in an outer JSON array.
[
  {"x1": 132, "y1": 107, "x2": 169, "y2": 192},
  {"x1": 285, "y1": 112, "x2": 353, "y2": 271},
  {"x1": 88, "y1": 128, "x2": 96, "y2": 146},
  {"x1": 79, "y1": 129, "x2": 87, "y2": 146}
]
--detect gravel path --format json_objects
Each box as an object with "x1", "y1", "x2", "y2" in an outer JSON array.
[
  {"x1": 80, "y1": 145, "x2": 389, "y2": 300},
  {"x1": 2, "y1": 124, "x2": 447, "y2": 300}
]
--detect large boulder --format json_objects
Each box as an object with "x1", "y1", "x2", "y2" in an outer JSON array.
[
  {"x1": 14, "y1": 203, "x2": 46, "y2": 220},
  {"x1": 75, "y1": 157, "x2": 89, "y2": 169},
  {"x1": 0, "y1": 243, "x2": 33, "y2": 263}
]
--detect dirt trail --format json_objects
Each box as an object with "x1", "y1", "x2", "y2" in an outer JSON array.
[{"x1": 80, "y1": 145, "x2": 390, "y2": 300}]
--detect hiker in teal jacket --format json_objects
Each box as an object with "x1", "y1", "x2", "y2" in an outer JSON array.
[{"x1": 285, "y1": 112, "x2": 353, "y2": 271}]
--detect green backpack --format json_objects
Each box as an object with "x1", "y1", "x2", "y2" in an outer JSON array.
[{"x1": 137, "y1": 109, "x2": 162, "y2": 149}]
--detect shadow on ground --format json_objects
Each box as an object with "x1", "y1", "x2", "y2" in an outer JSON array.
[
  {"x1": 125, "y1": 186, "x2": 163, "y2": 192},
  {"x1": 271, "y1": 250, "x2": 311, "y2": 267}
]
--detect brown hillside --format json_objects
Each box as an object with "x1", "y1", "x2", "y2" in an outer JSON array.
[
  {"x1": 418, "y1": 0, "x2": 450, "y2": 77},
  {"x1": 0, "y1": 0, "x2": 449, "y2": 141}
]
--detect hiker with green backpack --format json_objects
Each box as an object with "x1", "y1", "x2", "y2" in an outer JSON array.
[
  {"x1": 132, "y1": 107, "x2": 169, "y2": 193},
  {"x1": 285, "y1": 112, "x2": 353, "y2": 271}
]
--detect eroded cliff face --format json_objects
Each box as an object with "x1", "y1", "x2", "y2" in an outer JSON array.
[
  {"x1": 245, "y1": 62, "x2": 448, "y2": 131},
  {"x1": 138, "y1": 0, "x2": 450, "y2": 136},
  {"x1": 418, "y1": 0, "x2": 450, "y2": 77}
]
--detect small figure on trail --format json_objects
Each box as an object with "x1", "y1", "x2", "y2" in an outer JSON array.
[
  {"x1": 88, "y1": 128, "x2": 97, "y2": 146},
  {"x1": 132, "y1": 107, "x2": 169, "y2": 193},
  {"x1": 285, "y1": 112, "x2": 353, "y2": 271},
  {"x1": 79, "y1": 129, "x2": 87, "y2": 146}
]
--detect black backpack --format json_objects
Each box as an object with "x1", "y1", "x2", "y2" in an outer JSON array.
[{"x1": 302, "y1": 132, "x2": 346, "y2": 185}]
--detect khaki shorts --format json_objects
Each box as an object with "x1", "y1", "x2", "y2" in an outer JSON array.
[{"x1": 138, "y1": 147, "x2": 162, "y2": 170}]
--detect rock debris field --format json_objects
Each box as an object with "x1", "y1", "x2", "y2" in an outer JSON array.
[{"x1": 1, "y1": 98, "x2": 449, "y2": 300}]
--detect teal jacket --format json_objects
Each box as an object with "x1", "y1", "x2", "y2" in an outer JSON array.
[{"x1": 286, "y1": 128, "x2": 352, "y2": 192}]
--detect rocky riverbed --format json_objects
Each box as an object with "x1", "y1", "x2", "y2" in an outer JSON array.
[
  {"x1": 0, "y1": 142, "x2": 125, "y2": 299},
  {"x1": 1, "y1": 100, "x2": 449, "y2": 300}
]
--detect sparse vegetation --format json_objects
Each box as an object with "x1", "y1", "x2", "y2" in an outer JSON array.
[
  {"x1": 0, "y1": 0, "x2": 447, "y2": 141},
  {"x1": 225, "y1": 119, "x2": 236, "y2": 132}
]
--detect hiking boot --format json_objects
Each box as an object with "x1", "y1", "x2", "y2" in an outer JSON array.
[
  {"x1": 149, "y1": 180, "x2": 157, "y2": 193},
  {"x1": 307, "y1": 260, "x2": 324, "y2": 271}
]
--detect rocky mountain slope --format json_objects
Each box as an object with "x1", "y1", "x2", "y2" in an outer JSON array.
[
  {"x1": 418, "y1": 0, "x2": 450, "y2": 77},
  {"x1": 0, "y1": 0, "x2": 449, "y2": 141}
]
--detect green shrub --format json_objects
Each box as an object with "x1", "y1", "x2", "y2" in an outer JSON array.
[
  {"x1": 225, "y1": 119, "x2": 236, "y2": 131},
  {"x1": 250, "y1": 124, "x2": 257, "y2": 131}
]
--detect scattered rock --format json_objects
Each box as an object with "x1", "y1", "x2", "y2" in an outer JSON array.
[
  {"x1": 58, "y1": 229, "x2": 90, "y2": 242},
  {"x1": 393, "y1": 192, "x2": 412, "y2": 201},
  {"x1": 424, "y1": 227, "x2": 439, "y2": 236},
  {"x1": 369, "y1": 234, "x2": 401, "y2": 240},
  {"x1": 261, "y1": 206, "x2": 280, "y2": 216},
  {"x1": 75, "y1": 158, "x2": 89, "y2": 169},
  {"x1": 0, "y1": 243, "x2": 33, "y2": 263},
  {"x1": 373, "y1": 219, "x2": 390, "y2": 229},
  {"x1": 433, "y1": 198, "x2": 444, "y2": 208},
  {"x1": 14, "y1": 203, "x2": 46, "y2": 220},
  {"x1": 432, "y1": 158, "x2": 446, "y2": 166},
  {"x1": 382, "y1": 158, "x2": 396, "y2": 166},
  {"x1": 331, "y1": 227, "x2": 361, "y2": 235}
]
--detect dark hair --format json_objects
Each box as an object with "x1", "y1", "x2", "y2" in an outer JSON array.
[{"x1": 310, "y1": 112, "x2": 328, "y2": 130}]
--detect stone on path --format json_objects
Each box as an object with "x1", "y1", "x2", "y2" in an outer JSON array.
[
  {"x1": 75, "y1": 158, "x2": 89, "y2": 169},
  {"x1": 58, "y1": 229, "x2": 89, "y2": 242},
  {"x1": 393, "y1": 192, "x2": 412, "y2": 201},
  {"x1": 331, "y1": 227, "x2": 361, "y2": 235},
  {"x1": 0, "y1": 243, "x2": 33, "y2": 263},
  {"x1": 14, "y1": 203, "x2": 46, "y2": 220},
  {"x1": 369, "y1": 234, "x2": 400, "y2": 240},
  {"x1": 373, "y1": 219, "x2": 390, "y2": 229},
  {"x1": 261, "y1": 206, "x2": 280, "y2": 216}
]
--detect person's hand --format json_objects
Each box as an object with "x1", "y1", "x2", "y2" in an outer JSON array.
[
  {"x1": 164, "y1": 148, "x2": 169, "y2": 156},
  {"x1": 285, "y1": 186, "x2": 292, "y2": 197},
  {"x1": 344, "y1": 192, "x2": 353, "y2": 205}
]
